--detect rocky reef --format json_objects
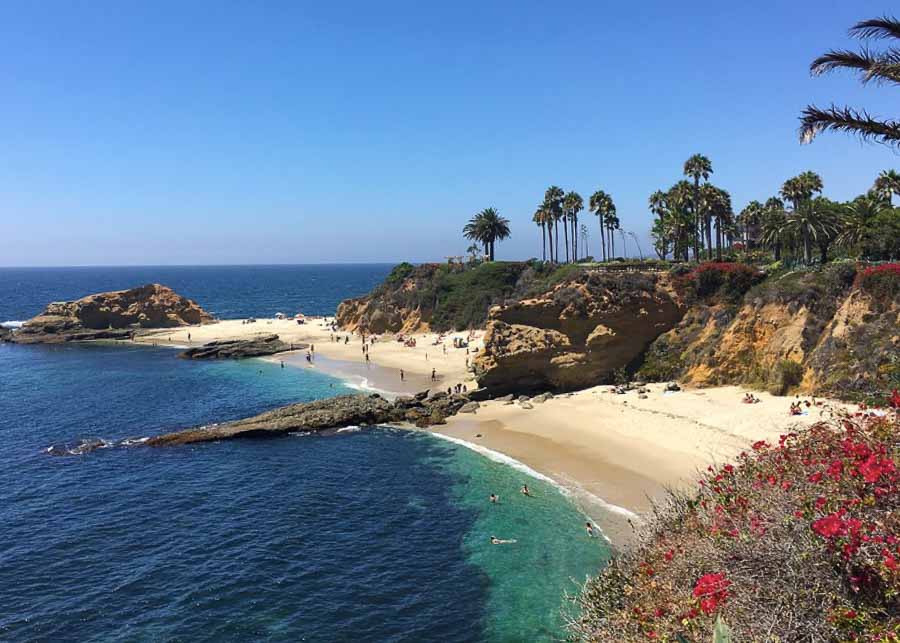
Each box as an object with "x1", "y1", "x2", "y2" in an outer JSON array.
[
  {"x1": 11, "y1": 284, "x2": 213, "y2": 344},
  {"x1": 146, "y1": 391, "x2": 470, "y2": 446},
  {"x1": 178, "y1": 334, "x2": 293, "y2": 359},
  {"x1": 473, "y1": 271, "x2": 685, "y2": 394}
]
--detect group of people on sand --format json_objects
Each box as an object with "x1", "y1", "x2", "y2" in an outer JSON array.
[
  {"x1": 742, "y1": 392, "x2": 761, "y2": 404},
  {"x1": 488, "y1": 484, "x2": 599, "y2": 545},
  {"x1": 447, "y1": 383, "x2": 467, "y2": 395}
]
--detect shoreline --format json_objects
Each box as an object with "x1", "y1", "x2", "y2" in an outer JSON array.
[{"x1": 89, "y1": 318, "x2": 853, "y2": 550}]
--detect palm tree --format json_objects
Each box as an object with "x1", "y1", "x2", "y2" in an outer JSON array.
[
  {"x1": 873, "y1": 169, "x2": 900, "y2": 205},
  {"x1": 589, "y1": 190, "x2": 615, "y2": 262},
  {"x1": 544, "y1": 186, "x2": 564, "y2": 264},
  {"x1": 738, "y1": 201, "x2": 765, "y2": 248},
  {"x1": 838, "y1": 195, "x2": 886, "y2": 256},
  {"x1": 667, "y1": 181, "x2": 695, "y2": 261},
  {"x1": 605, "y1": 211, "x2": 621, "y2": 258},
  {"x1": 564, "y1": 191, "x2": 584, "y2": 262},
  {"x1": 780, "y1": 172, "x2": 824, "y2": 264},
  {"x1": 760, "y1": 197, "x2": 787, "y2": 261},
  {"x1": 627, "y1": 231, "x2": 644, "y2": 261},
  {"x1": 684, "y1": 154, "x2": 713, "y2": 260},
  {"x1": 801, "y1": 16, "x2": 900, "y2": 146},
  {"x1": 701, "y1": 185, "x2": 733, "y2": 261},
  {"x1": 649, "y1": 190, "x2": 671, "y2": 259},
  {"x1": 532, "y1": 206, "x2": 548, "y2": 262},
  {"x1": 463, "y1": 208, "x2": 510, "y2": 261}
]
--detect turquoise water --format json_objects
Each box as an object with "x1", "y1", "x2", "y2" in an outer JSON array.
[{"x1": 0, "y1": 265, "x2": 610, "y2": 641}]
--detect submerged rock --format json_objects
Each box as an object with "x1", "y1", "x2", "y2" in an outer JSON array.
[
  {"x1": 12, "y1": 284, "x2": 213, "y2": 344},
  {"x1": 178, "y1": 334, "x2": 293, "y2": 359}
]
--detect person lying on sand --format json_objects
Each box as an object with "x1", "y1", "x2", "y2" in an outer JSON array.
[{"x1": 490, "y1": 536, "x2": 516, "y2": 545}]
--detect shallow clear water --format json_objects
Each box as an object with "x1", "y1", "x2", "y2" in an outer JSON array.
[{"x1": 0, "y1": 266, "x2": 610, "y2": 641}]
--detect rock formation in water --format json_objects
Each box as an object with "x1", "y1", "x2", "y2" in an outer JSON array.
[
  {"x1": 146, "y1": 391, "x2": 470, "y2": 446},
  {"x1": 178, "y1": 334, "x2": 293, "y2": 359},
  {"x1": 473, "y1": 271, "x2": 685, "y2": 394},
  {"x1": 11, "y1": 284, "x2": 214, "y2": 344}
]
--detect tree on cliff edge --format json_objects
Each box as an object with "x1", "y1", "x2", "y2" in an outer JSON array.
[{"x1": 462, "y1": 208, "x2": 510, "y2": 261}]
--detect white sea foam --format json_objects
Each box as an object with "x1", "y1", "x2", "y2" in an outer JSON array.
[
  {"x1": 428, "y1": 432, "x2": 640, "y2": 523},
  {"x1": 1, "y1": 320, "x2": 24, "y2": 329},
  {"x1": 336, "y1": 425, "x2": 361, "y2": 433}
]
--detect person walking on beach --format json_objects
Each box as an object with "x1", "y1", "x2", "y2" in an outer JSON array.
[
  {"x1": 431, "y1": 368, "x2": 436, "y2": 382},
  {"x1": 365, "y1": 353, "x2": 370, "y2": 364},
  {"x1": 400, "y1": 369, "x2": 405, "y2": 381},
  {"x1": 187, "y1": 332, "x2": 191, "y2": 343}
]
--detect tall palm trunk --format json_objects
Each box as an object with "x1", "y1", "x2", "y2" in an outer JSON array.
[
  {"x1": 715, "y1": 219, "x2": 722, "y2": 261},
  {"x1": 563, "y1": 217, "x2": 570, "y2": 263},
  {"x1": 692, "y1": 178, "x2": 701, "y2": 261},
  {"x1": 705, "y1": 214, "x2": 713, "y2": 260},
  {"x1": 547, "y1": 221, "x2": 553, "y2": 263},
  {"x1": 554, "y1": 219, "x2": 560, "y2": 263},
  {"x1": 599, "y1": 219, "x2": 606, "y2": 262},
  {"x1": 541, "y1": 223, "x2": 547, "y2": 261},
  {"x1": 572, "y1": 216, "x2": 578, "y2": 261}
]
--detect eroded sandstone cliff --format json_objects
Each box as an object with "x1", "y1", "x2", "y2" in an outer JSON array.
[
  {"x1": 638, "y1": 264, "x2": 899, "y2": 400},
  {"x1": 473, "y1": 271, "x2": 685, "y2": 394},
  {"x1": 12, "y1": 283, "x2": 214, "y2": 344}
]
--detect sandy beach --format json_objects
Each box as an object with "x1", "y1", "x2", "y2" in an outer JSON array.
[
  {"x1": 134, "y1": 317, "x2": 848, "y2": 548},
  {"x1": 433, "y1": 384, "x2": 847, "y2": 547},
  {"x1": 134, "y1": 317, "x2": 482, "y2": 395}
]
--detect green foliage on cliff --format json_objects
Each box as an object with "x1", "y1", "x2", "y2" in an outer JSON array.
[{"x1": 430, "y1": 262, "x2": 530, "y2": 330}]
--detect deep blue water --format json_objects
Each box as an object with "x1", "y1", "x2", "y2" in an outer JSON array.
[
  {"x1": 0, "y1": 266, "x2": 608, "y2": 642},
  {"x1": 0, "y1": 264, "x2": 393, "y2": 322}
]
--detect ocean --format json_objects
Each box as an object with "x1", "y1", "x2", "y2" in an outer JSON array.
[{"x1": 0, "y1": 265, "x2": 609, "y2": 642}]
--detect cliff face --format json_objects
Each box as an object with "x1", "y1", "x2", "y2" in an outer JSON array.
[
  {"x1": 12, "y1": 284, "x2": 214, "y2": 344},
  {"x1": 473, "y1": 272, "x2": 685, "y2": 394},
  {"x1": 639, "y1": 265, "x2": 900, "y2": 400}
]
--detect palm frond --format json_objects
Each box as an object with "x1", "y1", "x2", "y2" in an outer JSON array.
[
  {"x1": 810, "y1": 48, "x2": 900, "y2": 85},
  {"x1": 799, "y1": 104, "x2": 900, "y2": 146},
  {"x1": 850, "y1": 16, "x2": 900, "y2": 41}
]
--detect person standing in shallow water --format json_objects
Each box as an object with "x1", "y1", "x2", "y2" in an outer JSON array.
[{"x1": 400, "y1": 369, "x2": 404, "y2": 381}]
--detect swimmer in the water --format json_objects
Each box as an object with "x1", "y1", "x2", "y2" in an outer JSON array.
[
  {"x1": 521, "y1": 484, "x2": 532, "y2": 497},
  {"x1": 489, "y1": 494, "x2": 498, "y2": 503},
  {"x1": 490, "y1": 536, "x2": 516, "y2": 545},
  {"x1": 585, "y1": 522, "x2": 595, "y2": 537}
]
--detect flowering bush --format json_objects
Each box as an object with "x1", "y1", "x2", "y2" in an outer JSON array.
[
  {"x1": 859, "y1": 263, "x2": 900, "y2": 300},
  {"x1": 684, "y1": 262, "x2": 764, "y2": 301},
  {"x1": 568, "y1": 408, "x2": 900, "y2": 642}
]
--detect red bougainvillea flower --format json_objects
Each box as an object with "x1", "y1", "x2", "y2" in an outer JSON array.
[
  {"x1": 858, "y1": 454, "x2": 895, "y2": 484},
  {"x1": 812, "y1": 513, "x2": 847, "y2": 539},
  {"x1": 693, "y1": 573, "x2": 731, "y2": 614},
  {"x1": 891, "y1": 389, "x2": 900, "y2": 409}
]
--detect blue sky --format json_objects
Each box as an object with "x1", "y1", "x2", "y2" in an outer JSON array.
[{"x1": 2, "y1": 1, "x2": 898, "y2": 266}]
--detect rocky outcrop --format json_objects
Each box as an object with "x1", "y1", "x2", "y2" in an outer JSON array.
[
  {"x1": 11, "y1": 284, "x2": 213, "y2": 344},
  {"x1": 146, "y1": 392, "x2": 470, "y2": 446},
  {"x1": 638, "y1": 265, "x2": 900, "y2": 400},
  {"x1": 473, "y1": 272, "x2": 685, "y2": 394},
  {"x1": 179, "y1": 334, "x2": 293, "y2": 359}
]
